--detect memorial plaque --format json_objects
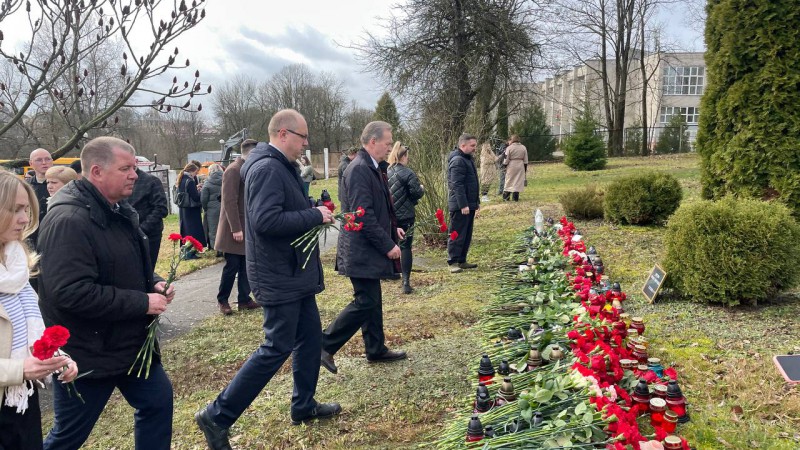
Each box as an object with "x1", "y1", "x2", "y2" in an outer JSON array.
[{"x1": 642, "y1": 264, "x2": 666, "y2": 304}]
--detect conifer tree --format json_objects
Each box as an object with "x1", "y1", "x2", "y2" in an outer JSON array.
[{"x1": 373, "y1": 92, "x2": 403, "y2": 140}]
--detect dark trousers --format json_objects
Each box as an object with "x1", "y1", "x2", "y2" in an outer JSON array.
[
  {"x1": 447, "y1": 210, "x2": 476, "y2": 265},
  {"x1": 43, "y1": 364, "x2": 173, "y2": 450},
  {"x1": 217, "y1": 253, "x2": 251, "y2": 304},
  {"x1": 497, "y1": 169, "x2": 506, "y2": 195},
  {"x1": 147, "y1": 233, "x2": 162, "y2": 272},
  {"x1": 207, "y1": 296, "x2": 321, "y2": 426},
  {"x1": 398, "y1": 219, "x2": 414, "y2": 279},
  {"x1": 322, "y1": 277, "x2": 388, "y2": 358},
  {"x1": 0, "y1": 388, "x2": 42, "y2": 450}
]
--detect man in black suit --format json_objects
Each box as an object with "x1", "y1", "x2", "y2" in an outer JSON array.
[
  {"x1": 319, "y1": 121, "x2": 407, "y2": 375},
  {"x1": 447, "y1": 133, "x2": 480, "y2": 273},
  {"x1": 129, "y1": 168, "x2": 169, "y2": 271},
  {"x1": 195, "y1": 109, "x2": 340, "y2": 450}
]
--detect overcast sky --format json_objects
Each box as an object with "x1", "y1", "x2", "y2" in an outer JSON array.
[{"x1": 3, "y1": 0, "x2": 704, "y2": 114}]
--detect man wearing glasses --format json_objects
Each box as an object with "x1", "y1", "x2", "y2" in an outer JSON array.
[
  {"x1": 28, "y1": 148, "x2": 53, "y2": 249},
  {"x1": 195, "y1": 109, "x2": 340, "y2": 450}
]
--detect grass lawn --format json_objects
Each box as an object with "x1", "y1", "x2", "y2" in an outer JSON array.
[{"x1": 48, "y1": 155, "x2": 800, "y2": 449}]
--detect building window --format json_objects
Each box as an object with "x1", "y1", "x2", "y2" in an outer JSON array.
[
  {"x1": 659, "y1": 106, "x2": 700, "y2": 124},
  {"x1": 662, "y1": 66, "x2": 705, "y2": 95}
]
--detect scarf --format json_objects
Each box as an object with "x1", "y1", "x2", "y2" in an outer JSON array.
[{"x1": 0, "y1": 241, "x2": 44, "y2": 414}]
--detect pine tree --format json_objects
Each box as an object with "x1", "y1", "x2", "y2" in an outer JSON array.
[
  {"x1": 697, "y1": 0, "x2": 800, "y2": 213},
  {"x1": 655, "y1": 114, "x2": 690, "y2": 154},
  {"x1": 563, "y1": 107, "x2": 607, "y2": 171},
  {"x1": 373, "y1": 92, "x2": 403, "y2": 140},
  {"x1": 509, "y1": 104, "x2": 556, "y2": 161}
]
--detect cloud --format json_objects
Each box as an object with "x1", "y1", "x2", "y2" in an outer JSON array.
[{"x1": 243, "y1": 25, "x2": 354, "y2": 65}]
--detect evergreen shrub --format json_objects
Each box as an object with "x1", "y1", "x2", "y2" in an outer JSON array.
[
  {"x1": 559, "y1": 185, "x2": 604, "y2": 220},
  {"x1": 563, "y1": 109, "x2": 607, "y2": 171},
  {"x1": 663, "y1": 197, "x2": 800, "y2": 306},
  {"x1": 604, "y1": 172, "x2": 682, "y2": 225}
]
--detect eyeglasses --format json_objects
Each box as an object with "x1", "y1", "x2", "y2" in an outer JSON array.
[{"x1": 285, "y1": 129, "x2": 308, "y2": 140}]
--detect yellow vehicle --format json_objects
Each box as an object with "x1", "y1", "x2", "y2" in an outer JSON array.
[{"x1": 0, "y1": 157, "x2": 81, "y2": 179}]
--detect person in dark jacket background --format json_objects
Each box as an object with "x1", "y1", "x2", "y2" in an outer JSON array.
[
  {"x1": 387, "y1": 142, "x2": 425, "y2": 294},
  {"x1": 195, "y1": 110, "x2": 339, "y2": 450},
  {"x1": 175, "y1": 163, "x2": 206, "y2": 257},
  {"x1": 129, "y1": 167, "x2": 169, "y2": 271},
  {"x1": 214, "y1": 140, "x2": 259, "y2": 316},
  {"x1": 201, "y1": 163, "x2": 223, "y2": 251},
  {"x1": 26, "y1": 148, "x2": 52, "y2": 252},
  {"x1": 337, "y1": 146, "x2": 358, "y2": 205},
  {"x1": 38, "y1": 136, "x2": 175, "y2": 450},
  {"x1": 447, "y1": 133, "x2": 480, "y2": 273},
  {"x1": 320, "y1": 121, "x2": 408, "y2": 376}
]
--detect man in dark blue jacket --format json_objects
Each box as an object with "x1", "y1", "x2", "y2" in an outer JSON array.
[
  {"x1": 447, "y1": 133, "x2": 480, "y2": 273},
  {"x1": 195, "y1": 109, "x2": 340, "y2": 450},
  {"x1": 319, "y1": 121, "x2": 408, "y2": 375}
]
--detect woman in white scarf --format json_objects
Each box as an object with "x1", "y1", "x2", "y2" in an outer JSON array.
[{"x1": 0, "y1": 170, "x2": 78, "y2": 449}]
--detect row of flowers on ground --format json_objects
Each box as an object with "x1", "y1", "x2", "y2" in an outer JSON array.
[{"x1": 431, "y1": 216, "x2": 692, "y2": 449}]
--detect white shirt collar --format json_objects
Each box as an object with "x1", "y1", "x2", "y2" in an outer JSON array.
[{"x1": 369, "y1": 155, "x2": 379, "y2": 168}]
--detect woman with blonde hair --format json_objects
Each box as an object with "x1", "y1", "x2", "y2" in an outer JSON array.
[
  {"x1": 479, "y1": 142, "x2": 497, "y2": 201},
  {"x1": 44, "y1": 166, "x2": 79, "y2": 197},
  {"x1": 387, "y1": 142, "x2": 425, "y2": 294},
  {"x1": 175, "y1": 163, "x2": 206, "y2": 257},
  {"x1": 0, "y1": 171, "x2": 77, "y2": 448},
  {"x1": 502, "y1": 134, "x2": 528, "y2": 201},
  {"x1": 201, "y1": 163, "x2": 224, "y2": 252}
]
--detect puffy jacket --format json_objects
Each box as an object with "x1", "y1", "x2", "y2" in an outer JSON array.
[
  {"x1": 336, "y1": 149, "x2": 398, "y2": 279},
  {"x1": 37, "y1": 179, "x2": 162, "y2": 378},
  {"x1": 128, "y1": 168, "x2": 168, "y2": 238},
  {"x1": 240, "y1": 143, "x2": 325, "y2": 305},
  {"x1": 447, "y1": 148, "x2": 480, "y2": 212},
  {"x1": 387, "y1": 163, "x2": 425, "y2": 223}
]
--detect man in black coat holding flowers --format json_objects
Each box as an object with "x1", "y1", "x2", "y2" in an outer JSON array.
[
  {"x1": 195, "y1": 109, "x2": 339, "y2": 450},
  {"x1": 320, "y1": 121, "x2": 408, "y2": 375},
  {"x1": 38, "y1": 137, "x2": 175, "y2": 450}
]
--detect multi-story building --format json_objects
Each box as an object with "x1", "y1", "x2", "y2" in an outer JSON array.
[{"x1": 537, "y1": 51, "x2": 705, "y2": 148}]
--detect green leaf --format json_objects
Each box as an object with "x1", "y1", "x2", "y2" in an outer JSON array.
[
  {"x1": 556, "y1": 435, "x2": 573, "y2": 447},
  {"x1": 554, "y1": 419, "x2": 567, "y2": 428},
  {"x1": 575, "y1": 402, "x2": 587, "y2": 415},
  {"x1": 543, "y1": 438, "x2": 559, "y2": 449},
  {"x1": 583, "y1": 411, "x2": 594, "y2": 425},
  {"x1": 520, "y1": 408, "x2": 533, "y2": 422},
  {"x1": 534, "y1": 388, "x2": 554, "y2": 403}
]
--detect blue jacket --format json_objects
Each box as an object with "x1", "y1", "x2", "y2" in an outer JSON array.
[{"x1": 240, "y1": 143, "x2": 325, "y2": 305}]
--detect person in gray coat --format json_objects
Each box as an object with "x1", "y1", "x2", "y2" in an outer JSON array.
[
  {"x1": 201, "y1": 164, "x2": 223, "y2": 250},
  {"x1": 387, "y1": 142, "x2": 424, "y2": 294}
]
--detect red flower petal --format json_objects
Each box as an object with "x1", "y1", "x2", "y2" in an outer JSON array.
[
  {"x1": 43, "y1": 325, "x2": 70, "y2": 348},
  {"x1": 168, "y1": 233, "x2": 183, "y2": 242},
  {"x1": 449, "y1": 231, "x2": 459, "y2": 240},
  {"x1": 355, "y1": 207, "x2": 365, "y2": 217}
]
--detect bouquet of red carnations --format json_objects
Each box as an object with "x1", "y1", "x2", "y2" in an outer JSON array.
[
  {"x1": 129, "y1": 234, "x2": 203, "y2": 378},
  {"x1": 32, "y1": 325, "x2": 86, "y2": 402},
  {"x1": 291, "y1": 204, "x2": 364, "y2": 269}
]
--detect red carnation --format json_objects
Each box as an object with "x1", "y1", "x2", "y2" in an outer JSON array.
[
  {"x1": 352, "y1": 222, "x2": 363, "y2": 231},
  {"x1": 43, "y1": 325, "x2": 70, "y2": 348},
  {"x1": 344, "y1": 213, "x2": 355, "y2": 224},
  {"x1": 32, "y1": 325, "x2": 71, "y2": 360},
  {"x1": 344, "y1": 222, "x2": 353, "y2": 231},
  {"x1": 449, "y1": 231, "x2": 459, "y2": 240},
  {"x1": 168, "y1": 233, "x2": 182, "y2": 242},
  {"x1": 355, "y1": 206, "x2": 365, "y2": 217},
  {"x1": 183, "y1": 235, "x2": 204, "y2": 252},
  {"x1": 323, "y1": 200, "x2": 336, "y2": 213},
  {"x1": 439, "y1": 224, "x2": 447, "y2": 232}
]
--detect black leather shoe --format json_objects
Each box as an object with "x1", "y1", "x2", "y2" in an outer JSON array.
[
  {"x1": 321, "y1": 350, "x2": 338, "y2": 374},
  {"x1": 459, "y1": 262, "x2": 478, "y2": 269},
  {"x1": 195, "y1": 408, "x2": 231, "y2": 450},
  {"x1": 367, "y1": 349, "x2": 407, "y2": 363},
  {"x1": 402, "y1": 282, "x2": 413, "y2": 294},
  {"x1": 291, "y1": 402, "x2": 342, "y2": 425}
]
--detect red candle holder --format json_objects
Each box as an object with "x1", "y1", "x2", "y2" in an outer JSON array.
[
  {"x1": 663, "y1": 409, "x2": 678, "y2": 433},
  {"x1": 663, "y1": 435, "x2": 682, "y2": 450},
  {"x1": 631, "y1": 317, "x2": 645, "y2": 335},
  {"x1": 478, "y1": 354, "x2": 495, "y2": 385},
  {"x1": 649, "y1": 398, "x2": 667, "y2": 428},
  {"x1": 466, "y1": 415, "x2": 484, "y2": 442}
]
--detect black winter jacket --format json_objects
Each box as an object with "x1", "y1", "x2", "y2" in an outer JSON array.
[
  {"x1": 447, "y1": 148, "x2": 480, "y2": 212},
  {"x1": 27, "y1": 177, "x2": 49, "y2": 248},
  {"x1": 387, "y1": 163, "x2": 424, "y2": 223},
  {"x1": 241, "y1": 143, "x2": 325, "y2": 305},
  {"x1": 37, "y1": 179, "x2": 162, "y2": 378},
  {"x1": 337, "y1": 154, "x2": 352, "y2": 205},
  {"x1": 128, "y1": 168, "x2": 168, "y2": 238},
  {"x1": 336, "y1": 149, "x2": 398, "y2": 279}
]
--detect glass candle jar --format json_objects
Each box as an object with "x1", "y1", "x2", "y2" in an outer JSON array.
[
  {"x1": 633, "y1": 345, "x2": 649, "y2": 364},
  {"x1": 620, "y1": 359, "x2": 637, "y2": 371},
  {"x1": 647, "y1": 357, "x2": 664, "y2": 377},
  {"x1": 663, "y1": 435, "x2": 682, "y2": 450},
  {"x1": 653, "y1": 384, "x2": 668, "y2": 400},
  {"x1": 663, "y1": 409, "x2": 678, "y2": 433},
  {"x1": 631, "y1": 317, "x2": 645, "y2": 336},
  {"x1": 466, "y1": 415, "x2": 484, "y2": 442},
  {"x1": 649, "y1": 398, "x2": 667, "y2": 428}
]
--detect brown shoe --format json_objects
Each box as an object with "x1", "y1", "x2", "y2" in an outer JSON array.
[
  {"x1": 449, "y1": 264, "x2": 463, "y2": 274},
  {"x1": 219, "y1": 303, "x2": 233, "y2": 316},
  {"x1": 238, "y1": 299, "x2": 260, "y2": 311}
]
